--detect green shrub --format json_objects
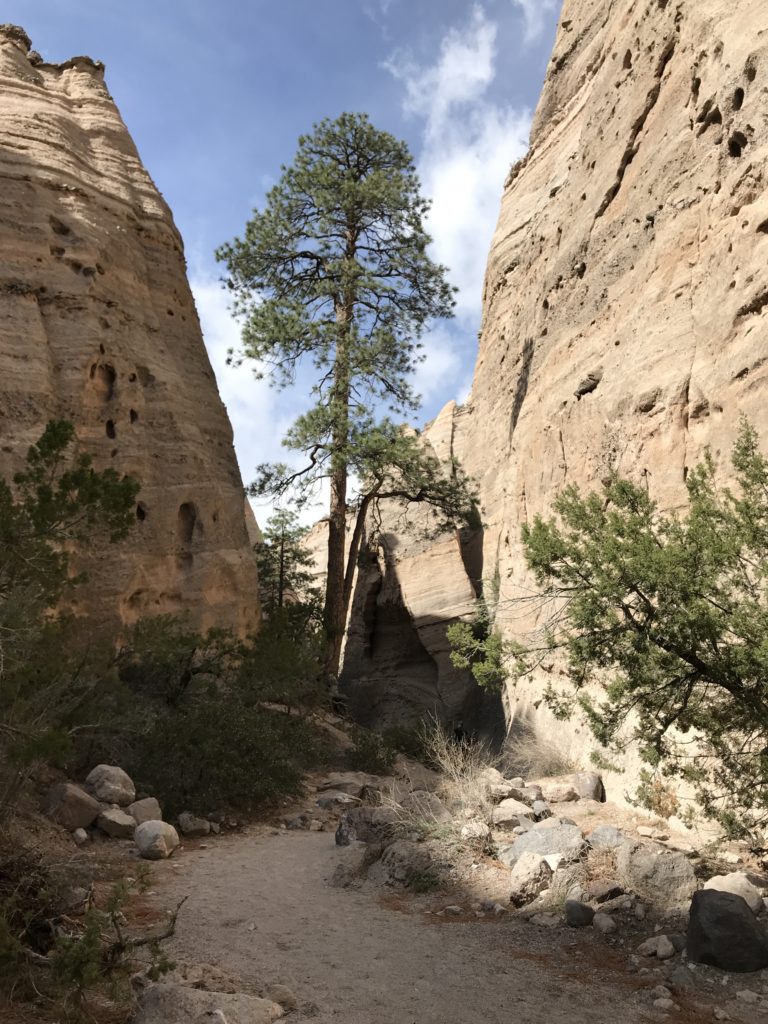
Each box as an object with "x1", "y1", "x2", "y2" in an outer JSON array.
[
  {"x1": 345, "y1": 726, "x2": 397, "y2": 775},
  {"x1": 132, "y1": 699, "x2": 326, "y2": 816}
]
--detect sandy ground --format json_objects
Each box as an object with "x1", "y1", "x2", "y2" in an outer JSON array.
[{"x1": 148, "y1": 827, "x2": 654, "y2": 1024}]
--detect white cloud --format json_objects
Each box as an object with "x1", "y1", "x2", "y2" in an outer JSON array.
[
  {"x1": 512, "y1": 0, "x2": 559, "y2": 43},
  {"x1": 191, "y1": 273, "x2": 325, "y2": 528},
  {"x1": 385, "y1": 6, "x2": 531, "y2": 323}
]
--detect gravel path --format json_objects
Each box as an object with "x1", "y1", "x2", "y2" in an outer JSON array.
[{"x1": 149, "y1": 827, "x2": 651, "y2": 1024}]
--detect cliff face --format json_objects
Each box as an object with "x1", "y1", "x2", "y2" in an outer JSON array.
[
  {"x1": 341, "y1": 0, "x2": 768, "y2": 757},
  {"x1": 0, "y1": 26, "x2": 259, "y2": 633}
]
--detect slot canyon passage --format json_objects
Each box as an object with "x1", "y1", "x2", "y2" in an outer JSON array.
[{"x1": 3, "y1": 0, "x2": 768, "y2": 1021}]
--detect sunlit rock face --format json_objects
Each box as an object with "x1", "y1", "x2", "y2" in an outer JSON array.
[
  {"x1": 0, "y1": 26, "x2": 259, "y2": 633},
  {"x1": 340, "y1": 0, "x2": 768, "y2": 771}
]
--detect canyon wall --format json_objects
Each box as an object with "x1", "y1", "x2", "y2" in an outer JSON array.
[
  {"x1": 0, "y1": 26, "x2": 260, "y2": 633},
  {"x1": 342, "y1": 0, "x2": 768, "y2": 767}
]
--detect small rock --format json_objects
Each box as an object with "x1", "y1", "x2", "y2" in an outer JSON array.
[
  {"x1": 85, "y1": 764, "x2": 136, "y2": 806},
  {"x1": 72, "y1": 827, "x2": 89, "y2": 846},
  {"x1": 617, "y1": 841, "x2": 696, "y2": 907},
  {"x1": 713, "y1": 1010, "x2": 731, "y2": 1021},
  {"x1": 565, "y1": 900, "x2": 595, "y2": 928},
  {"x1": 135, "y1": 821, "x2": 180, "y2": 861},
  {"x1": 666, "y1": 964, "x2": 697, "y2": 992},
  {"x1": 178, "y1": 812, "x2": 211, "y2": 837},
  {"x1": 443, "y1": 905, "x2": 463, "y2": 915},
  {"x1": 653, "y1": 997, "x2": 677, "y2": 1011},
  {"x1": 266, "y1": 984, "x2": 297, "y2": 1011},
  {"x1": 735, "y1": 989, "x2": 760, "y2": 1004},
  {"x1": 97, "y1": 806, "x2": 136, "y2": 838},
  {"x1": 308, "y1": 819, "x2": 323, "y2": 831},
  {"x1": 400, "y1": 789, "x2": 451, "y2": 823},
  {"x1": 461, "y1": 820, "x2": 491, "y2": 841},
  {"x1": 651, "y1": 985, "x2": 672, "y2": 999},
  {"x1": 532, "y1": 800, "x2": 551, "y2": 820},
  {"x1": 637, "y1": 935, "x2": 676, "y2": 960},
  {"x1": 594, "y1": 912, "x2": 617, "y2": 935},
  {"x1": 529, "y1": 912, "x2": 560, "y2": 928},
  {"x1": 491, "y1": 797, "x2": 534, "y2": 828}
]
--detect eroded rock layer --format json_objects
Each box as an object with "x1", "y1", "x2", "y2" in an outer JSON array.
[
  {"x1": 345, "y1": 0, "x2": 768, "y2": 760},
  {"x1": 0, "y1": 26, "x2": 259, "y2": 632}
]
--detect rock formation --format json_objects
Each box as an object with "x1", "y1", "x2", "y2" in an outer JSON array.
[
  {"x1": 0, "y1": 26, "x2": 259, "y2": 632},
  {"x1": 339, "y1": 0, "x2": 768, "y2": 763}
]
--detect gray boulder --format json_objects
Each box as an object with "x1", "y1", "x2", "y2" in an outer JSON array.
[
  {"x1": 128, "y1": 797, "x2": 162, "y2": 825},
  {"x1": 498, "y1": 823, "x2": 585, "y2": 869},
  {"x1": 97, "y1": 806, "x2": 136, "y2": 838},
  {"x1": 135, "y1": 820, "x2": 180, "y2": 860},
  {"x1": 532, "y1": 771, "x2": 605, "y2": 803},
  {"x1": 703, "y1": 872, "x2": 765, "y2": 915},
  {"x1": 400, "y1": 789, "x2": 451, "y2": 823},
  {"x1": 587, "y1": 824, "x2": 625, "y2": 850},
  {"x1": 335, "y1": 805, "x2": 397, "y2": 845},
  {"x1": 565, "y1": 900, "x2": 595, "y2": 928},
  {"x1": 687, "y1": 890, "x2": 768, "y2": 973},
  {"x1": 84, "y1": 764, "x2": 135, "y2": 806},
  {"x1": 617, "y1": 841, "x2": 696, "y2": 906},
  {"x1": 368, "y1": 840, "x2": 433, "y2": 887},
  {"x1": 508, "y1": 851, "x2": 553, "y2": 907},
  {"x1": 132, "y1": 983, "x2": 283, "y2": 1024},
  {"x1": 316, "y1": 789, "x2": 357, "y2": 810},
  {"x1": 491, "y1": 797, "x2": 533, "y2": 828},
  {"x1": 178, "y1": 812, "x2": 211, "y2": 837},
  {"x1": 43, "y1": 783, "x2": 100, "y2": 830},
  {"x1": 317, "y1": 771, "x2": 383, "y2": 797}
]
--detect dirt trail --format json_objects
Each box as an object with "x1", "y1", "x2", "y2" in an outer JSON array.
[{"x1": 149, "y1": 828, "x2": 651, "y2": 1024}]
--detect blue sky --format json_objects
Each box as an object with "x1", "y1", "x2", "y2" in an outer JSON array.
[{"x1": 6, "y1": 0, "x2": 560, "y2": 521}]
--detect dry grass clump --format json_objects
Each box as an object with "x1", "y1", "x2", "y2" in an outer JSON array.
[
  {"x1": 420, "y1": 721, "x2": 500, "y2": 823},
  {"x1": 501, "y1": 726, "x2": 584, "y2": 781}
]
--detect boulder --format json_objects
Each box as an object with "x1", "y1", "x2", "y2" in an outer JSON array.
[
  {"x1": 498, "y1": 823, "x2": 585, "y2": 869},
  {"x1": 587, "y1": 825, "x2": 625, "y2": 850},
  {"x1": 335, "y1": 805, "x2": 397, "y2": 845},
  {"x1": 97, "y1": 807, "x2": 136, "y2": 838},
  {"x1": 703, "y1": 872, "x2": 765, "y2": 915},
  {"x1": 43, "y1": 783, "x2": 100, "y2": 830},
  {"x1": 135, "y1": 821, "x2": 180, "y2": 860},
  {"x1": 616, "y1": 841, "x2": 696, "y2": 906},
  {"x1": 129, "y1": 797, "x2": 163, "y2": 825},
  {"x1": 317, "y1": 771, "x2": 383, "y2": 797},
  {"x1": 508, "y1": 851, "x2": 553, "y2": 907},
  {"x1": 531, "y1": 772, "x2": 605, "y2": 803},
  {"x1": 491, "y1": 797, "x2": 533, "y2": 828},
  {"x1": 460, "y1": 820, "x2": 491, "y2": 841},
  {"x1": 316, "y1": 790, "x2": 358, "y2": 810},
  {"x1": 368, "y1": 840, "x2": 433, "y2": 887},
  {"x1": 585, "y1": 879, "x2": 624, "y2": 903},
  {"x1": 393, "y1": 756, "x2": 442, "y2": 792},
  {"x1": 593, "y1": 912, "x2": 617, "y2": 934},
  {"x1": 565, "y1": 900, "x2": 595, "y2": 928},
  {"x1": 637, "y1": 935, "x2": 677, "y2": 960},
  {"x1": 84, "y1": 764, "x2": 135, "y2": 806},
  {"x1": 687, "y1": 890, "x2": 768, "y2": 973},
  {"x1": 399, "y1": 789, "x2": 451, "y2": 823},
  {"x1": 132, "y1": 982, "x2": 283, "y2": 1024},
  {"x1": 177, "y1": 812, "x2": 211, "y2": 837}
]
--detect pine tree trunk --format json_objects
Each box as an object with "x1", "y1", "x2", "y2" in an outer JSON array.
[{"x1": 323, "y1": 463, "x2": 347, "y2": 681}]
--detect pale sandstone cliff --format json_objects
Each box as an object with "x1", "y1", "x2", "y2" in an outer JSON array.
[
  {"x1": 340, "y1": 0, "x2": 768, "y2": 768},
  {"x1": 0, "y1": 26, "x2": 259, "y2": 632}
]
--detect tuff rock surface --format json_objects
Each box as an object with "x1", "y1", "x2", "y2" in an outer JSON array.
[
  {"x1": 333, "y1": 0, "x2": 768, "y2": 786},
  {"x1": 0, "y1": 26, "x2": 259, "y2": 633}
]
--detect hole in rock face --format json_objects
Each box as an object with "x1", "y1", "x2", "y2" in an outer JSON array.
[
  {"x1": 110, "y1": 448, "x2": 117, "y2": 458},
  {"x1": 99, "y1": 343, "x2": 105, "y2": 354},
  {"x1": 128, "y1": 372, "x2": 137, "y2": 382},
  {"x1": 623, "y1": 50, "x2": 632, "y2": 69},
  {"x1": 130, "y1": 408, "x2": 138, "y2": 423},
  {"x1": 212, "y1": 511, "x2": 219, "y2": 523},
  {"x1": 49, "y1": 215, "x2": 70, "y2": 236},
  {"x1": 177, "y1": 502, "x2": 199, "y2": 545},
  {"x1": 728, "y1": 131, "x2": 748, "y2": 157},
  {"x1": 757, "y1": 219, "x2": 768, "y2": 234},
  {"x1": 733, "y1": 87, "x2": 745, "y2": 110},
  {"x1": 91, "y1": 363, "x2": 116, "y2": 401},
  {"x1": 105, "y1": 420, "x2": 116, "y2": 439},
  {"x1": 746, "y1": 64, "x2": 757, "y2": 83},
  {"x1": 136, "y1": 503, "x2": 147, "y2": 522}
]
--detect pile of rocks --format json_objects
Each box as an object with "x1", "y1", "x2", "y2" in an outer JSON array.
[{"x1": 42, "y1": 764, "x2": 217, "y2": 860}]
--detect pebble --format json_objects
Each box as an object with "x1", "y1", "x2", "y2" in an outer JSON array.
[{"x1": 736, "y1": 989, "x2": 760, "y2": 1003}]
